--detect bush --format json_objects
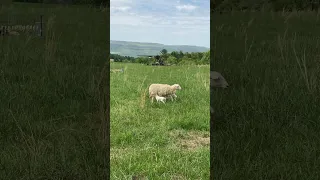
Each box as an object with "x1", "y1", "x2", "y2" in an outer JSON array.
[
  {"x1": 167, "y1": 56, "x2": 178, "y2": 65},
  {"x1": 136, "y1": 57, "x2": 150, "y2": 64},
  {"x1": 178, "y1": 58, "x2": 196, "y2": 65}
]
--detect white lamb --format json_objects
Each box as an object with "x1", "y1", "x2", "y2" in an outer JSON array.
[
  {"x1": 155, "y1": 95, "x2": 166, "y2": 104},
  {"x1": 148, "y1": 83, "x2": 182, "y2": 103}
]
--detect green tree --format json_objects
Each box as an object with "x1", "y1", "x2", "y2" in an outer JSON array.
[
  {"x1": 136, "y1": 57, "x2": 150, "y2": 64},
  {"x1": 178, "y1": 50, "x2": 184, "y2": 59},
  {"x1": 200, "y1": 50, "x2": 210, "y2": 64},
  {"x1": 110, "y1": 54, "x2": 135, "y2": 62},
  {"x1": 167, "y1": 56, "x2": 178, "y2": 65},
  {"x1": 170, "y1": 51, "x2": 179, "y2": 59},
  {"x1": 179, "y1": 57, "x2": 195, "y2": 65},
  {"x1": 160, "y1": 49, "x2": 167, "y2": 55},
  {"x1": 190, "y1": 52, "x2": 201, "y2": 62},
  {"x1": 159, "y1": 49, "x2": 168, "y2": 65}
]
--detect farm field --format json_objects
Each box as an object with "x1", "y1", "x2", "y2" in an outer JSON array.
[
  {"x1": 110, "y1": 63, "x2": 210, "y2": 179},
  {"x1": 212, "y1": 11, "x2": 320, "y2": 179},
  {"x1": 0, "y1": 3, "x2": 108, "y2": 179}
]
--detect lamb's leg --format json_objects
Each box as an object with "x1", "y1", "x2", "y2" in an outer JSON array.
[{"x1": 151, "y1": 96, "x2": 154, "y2": 103}]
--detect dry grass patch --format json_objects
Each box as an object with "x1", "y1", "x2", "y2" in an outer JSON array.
[
  {"x1": 169, "y1": 174, "x2": 188, "y2": 180},
  {"x1": 110, "y1": 148, "x2": 129, "y2": 160},
  {"x1": 169, "y1": 130, "x2": 210, "y2": 151},
  {"x1": 132, "y1": 174, "x2": 149, "y2": 180}
]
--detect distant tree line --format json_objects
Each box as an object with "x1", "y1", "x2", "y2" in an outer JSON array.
[
  {"x1": 110, "y1": 54, "x2": 135, "y2": 63},
  {"x1": 212, "y1": 0, "x2": 320, "y2": 12},
  {"x1": 12, "y1": 0, "x2": 107, "y2": 6},
  {"x1": 110, "y1": 49, "x2": 210, "y2": 65}
]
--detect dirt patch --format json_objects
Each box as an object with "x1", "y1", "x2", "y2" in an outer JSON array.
[
  {"x1": 132, "y1": 174, "x2": 149, "y2": 180},
  {"x1": 170, "y1": 130, "x2": 210, "y2": 151},
  {"x1": 169, "y1": 174, "x2": 187, "y2": 180}
]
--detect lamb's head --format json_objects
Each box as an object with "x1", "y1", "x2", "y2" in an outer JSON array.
[
  {"x1": 172, "y1": 84, "x2": 182, "y2": 90},
  {"x1": 211, "y1": 71, "x2": 229, "y2": 88}
]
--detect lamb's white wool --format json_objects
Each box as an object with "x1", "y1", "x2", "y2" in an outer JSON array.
[
  {"x1": 155, "y1": 95, "x2": 166, "y2": 104},
  {"x1": 149, "y1": 83, "x2": 182, "y2": 103},
  {"x1": 211, "y1": 71, "x2": 229, "y2": 88}
]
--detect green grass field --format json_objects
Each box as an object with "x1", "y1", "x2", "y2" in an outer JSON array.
[
  {"x1": 110, "y1": 63, "x2": 210, "y2": 179},
  {"x1": 0, "y1": 3, "x2": 108, "y2": 179},
  {"x1": 212, "y1": 11, "x2": 320, "y2": 179}
]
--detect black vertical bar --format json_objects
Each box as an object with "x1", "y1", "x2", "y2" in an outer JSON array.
[
  {"x1": 40, "y1": 15, "x2": 43, "y2": 37},
  {"x1": 210, "y1": 0, "x2": 214, "y2": 178}
]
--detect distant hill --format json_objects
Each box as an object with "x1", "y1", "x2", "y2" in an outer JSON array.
[{"x1": 110, "y1": 40, "x2": 209, "y2": 57}]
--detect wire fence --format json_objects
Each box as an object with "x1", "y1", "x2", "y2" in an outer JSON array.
[{"x1": 0, "y1": 15, "x2": 45, "y2": 36}]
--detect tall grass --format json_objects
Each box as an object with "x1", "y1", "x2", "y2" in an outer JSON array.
[
  {"x1": 212, "y1": 10, "x2": 320, "y2": 179},
  {"x1": 0, "y1": 3, "x2": 108, "y2": 179}
]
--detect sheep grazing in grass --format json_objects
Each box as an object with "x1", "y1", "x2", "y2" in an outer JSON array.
[
  {"x1": 148, "y1": 83, "x2": 182, "y2": 103},
  {"x1": 211, "y1": 71, "x2": 229, "y2": 88},
  {"x1": 211, "y1": 71, "x2": 229, "y2": 114},
  {"x1": 155, "y1": 95, "x2": 166, "y2": 104},
  {"x1": 160, "y1": 84, "x2": 180, "y2": 101}
]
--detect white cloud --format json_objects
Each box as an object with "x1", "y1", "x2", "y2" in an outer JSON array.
[
  {"x1": 171, "y1": 31, "x2": 188, "y2": 35},
  {"x1": 110, "y1": 0, "x2": 209, "y2": 47},
  {"x1": 176, "y1": 4, "x2": 197, "y2": 11},
  {"x1": 110, "y1": 0, "x2": 133, "y2": 14},
  {"x1": 110, "y1": 0, "x2": 132, "y2": 5},
  {"x1": 110, "y1": 6, "x2": 131, "y2": 12}
]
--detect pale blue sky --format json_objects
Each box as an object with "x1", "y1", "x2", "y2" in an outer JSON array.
[{"x1": 110, "y1": 0, "x2": 210, "y2": 48}]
